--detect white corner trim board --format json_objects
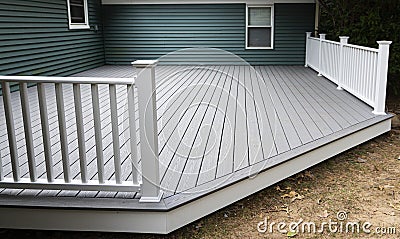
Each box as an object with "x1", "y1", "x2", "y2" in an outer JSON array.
[{"x1": 102, "y1": 0, "x2": 315, "y2": 5}]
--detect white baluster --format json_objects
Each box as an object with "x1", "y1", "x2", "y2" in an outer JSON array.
[
  {"x1": 37, "y1": 83, "x2": 53, "y2": 182},
  {"x1": 20, "y1": 82, "x2": 37, "y2": 181},
  {"x1": 73, "y1": 84, "x2": 88, "y2": 183},
  {"x1": 1, "y1": 82, "x2": 19, "y2": 182},
  {"x1": 127, "y1": 85, "x2": 139, "y2": 185},
  {"x1": 109, "y1": 84, "x2": 122, "y2": 184},
  {"x1": 55, "y1": 83, "x2": 71, "y2": 183},
  {"x1": 91, "y1": 84, "x2": 105, "y2": 183}
]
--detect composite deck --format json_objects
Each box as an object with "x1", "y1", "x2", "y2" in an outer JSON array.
[{"x1": 0, "y1": 65, "x2": 392, "y2": 232}]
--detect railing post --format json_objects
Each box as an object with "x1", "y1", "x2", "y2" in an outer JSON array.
[
  {"x1": 337, "y1": 36, "x2": 349, "y2": 90},
  {"x1": 305, "y1": 32, "x2": 312, "y2": 67},
  {"x1": 318, "y1": 33, "x2": 326, "y2": 76},
  {"x1": 373, "y1": 41, "x2": 392, "y2": 115},
  {"x1": 132, "y1": 60, "x2": 163, "y2": 203}
]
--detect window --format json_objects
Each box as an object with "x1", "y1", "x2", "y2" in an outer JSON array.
[
  {"x1": 246, "y1": 5, "x2": 274, "y2": 49},
  {"x1": 67, "y1": 0, "x2": 89, "y2": 29}
]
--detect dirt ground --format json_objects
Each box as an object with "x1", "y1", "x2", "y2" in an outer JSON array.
[{"x1": 1, "y1": 97, "x2": 399, "y2": 239}]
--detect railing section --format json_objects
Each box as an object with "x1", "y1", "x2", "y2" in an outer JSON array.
[
  {"x1": 0, "y1": 60, "x2": 162, "y2": 202},
  {"x1": 305, "y1": 32, "x2": 391, "y2": 115}
]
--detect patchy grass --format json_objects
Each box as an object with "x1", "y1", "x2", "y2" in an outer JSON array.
[{"x1": 2, "y1": 97, "x2": 400, "y2": 239}]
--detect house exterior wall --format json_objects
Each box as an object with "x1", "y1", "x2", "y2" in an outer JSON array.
[
  {"x1": 103, "y1": 3, "x2": 315, "y2": 65},
  {"x1": 0, "y1": 0, "x2": 105, "y2": 76}
]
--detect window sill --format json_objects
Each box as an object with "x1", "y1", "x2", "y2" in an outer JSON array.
[
  {"x1": 69, "y1": 24, "x2": 90, "y2": 30},
  {"x1": 245, "y1": 46, "x2": 274, "y2": 50}
]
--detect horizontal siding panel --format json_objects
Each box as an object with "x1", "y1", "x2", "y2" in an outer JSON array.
[
  {"x1": 1, "y1": 36, "x2": 101, "y2": 53},
  {"x1": 0, "y1": 31, "x2": 101, "y2": 41},
  {"x1": 0, "y1": 44, "x2": 104, "y2": 66},
  {"x1": 0, "y1": 10, "x2": 62, "y2": 19},
  {"x1": 0, "y1": 35, "x2": 101, "y2": 47},
  {"x1": 0, "y1": 0, "x2": 105, "y2": 77},
  {"x1": 0, "y1": 53, "x2": 104, "y2": 76},
  {"x1": 103, "y1": 3, "x2": 315, "y2": 65},
  {"x1": 1, "y1": 1, "x2": 65, "y2": 10}
]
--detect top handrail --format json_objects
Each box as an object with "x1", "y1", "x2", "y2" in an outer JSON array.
[
  {"x1": 308, "y1": 36, "x2": 340, "y2": 45},
  {"x1": 0, "y1": 75, "x2": 136, "y2": 85},
  {"x1": 308, "y1": 36, "x2": 320, "y2": 41},
  {"x1": 309, "y1": 35, "x2": 378, "y2": 52},
  {"x1": 343, "y1": 43, "x2": 379, "y2": 53}
]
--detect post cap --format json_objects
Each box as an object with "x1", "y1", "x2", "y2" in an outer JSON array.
[
  {"x1": 131, "y1": 60, "x2": 159, "y2": 68},
  {"x1": 306, "y1": 32, "x2": 312, "y2": 35},
  {"x1": 377, "y1": 41, "x2": 392, "y2": 45},
  {"x1": 339, "y1": 36, "x2": 349, "y2": 44},
  {"x1": 319, "y1": 33, "x2": 326, "y2": 39}
]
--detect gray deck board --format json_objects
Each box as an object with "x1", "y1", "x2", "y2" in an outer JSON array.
[
  {"x1": 244, "y1": 66, "x2": 263, "y2": 166},
  {"x1": 233, "y1": 66, "x2": 249, "y2": 171},
  {"x1": 175, "y1": 65, "x2": 231, "y2": 193},
  {"x1": 267, "y1": 66, "x2": 314, "y2": 145},
  {"x1": 288, "y1": 68, "x2": 352, "y2": 129},
  {"x1": 164, "y1": 65, "x2": 225, "y2": 196},
  {"x1": 158, "y1": 67, "x2": 211, "y2": 182},
  {"x1": 271, "y1": 66, "x2": 324, "y2": 140},
  {"x1": 248, "y1": 67, "x2": 277, "y2": 159},
  {"x1": 298, "y1": 66, "x2": 374, "y2": 119},
  {"x1": 276, "y1": 66, "x2": 334, "y2": 136},
  {"x1": 283, "y1": 67, "x2": 344, "y2": 132},
  {"x1": 253, "y1": 66, "x2": 289, "y2": 154},
  {"x1": 161, "y1": 66, "x2": 222, "y2": 196},
  {"x1": 0, "y1": 65, "x2": 380, "y2": 202},
  {"x1": 295, "y1": 67, "x2": 366, "y2": 125},
  {"x1": 259, "y1": 66, "x2": 302, "y2": 149}
]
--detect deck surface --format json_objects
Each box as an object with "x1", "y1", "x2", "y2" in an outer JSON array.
[{"x1": 0, "y1": 65, "x2": 384, "y2": 205}]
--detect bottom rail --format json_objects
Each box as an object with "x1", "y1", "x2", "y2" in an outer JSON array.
[{"x1": 0, "y1": 178, "x2": 141, "y2": 192}]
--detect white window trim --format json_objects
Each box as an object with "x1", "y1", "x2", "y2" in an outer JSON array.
[
  {"x1": 245, "y1": 4, "x2": 274, "y2": 50},
  {"x1": 67, "y1": 0, "x2": 90, "y2": 30}
]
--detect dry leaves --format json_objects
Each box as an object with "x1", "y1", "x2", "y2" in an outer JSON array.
[
  {"x1": 281, "y1": 191, "x2": 304, "y2": 202},
  {"x1": 304, "y1": 171, "x2": 315, "y2": 179},
  {"x1": 389, "y1": 203, "x2": 400, "y2": 211},
  {"x1": 265, "y1": 205, "x2": 291, "y2": 214},
  {"x1": 318, "y1": 210, "x2": 329, "y2": 218},
  {"x1": 378, "y1": 185, "x2": 395, "y2": 190}
]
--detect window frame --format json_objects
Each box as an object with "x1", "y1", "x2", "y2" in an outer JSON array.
[
  {"x1": 67, "y1": 0, "x2": 90, "y2": 30},
  {"x1": 245, "y1": 4, "x2": 274, "y2": 50}
]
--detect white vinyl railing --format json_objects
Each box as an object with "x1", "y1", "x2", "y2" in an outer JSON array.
[
  {"x1": 305, "y1": 32, "x2": 391, "y2": 115},
  {"x1": 0, "y1": 60, "x2": 163, "y2": 202}
]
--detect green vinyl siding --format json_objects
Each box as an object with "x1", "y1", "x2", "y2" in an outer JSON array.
[
  {"x1": 103, "y1": 3, "x2": 315, "y2": 65},
  {"x1": 0, "y1": 0, "x2": 105, "y2": 77}
]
